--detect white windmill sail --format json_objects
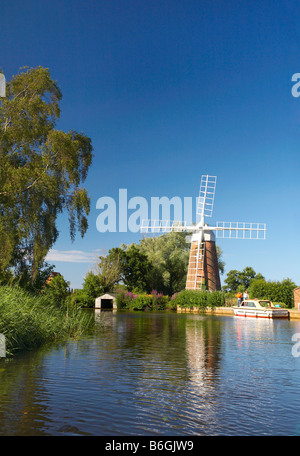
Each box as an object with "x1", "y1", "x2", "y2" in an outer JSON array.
[
  {"x1": 215, "y1": 222, "x2": 266, "y2": 239},
  {"x1": 197, "y1": 174, "x2": 217, "y2": 223},
  {"x1": 140, "y1": 219, "x2": 188, "y2": 233}
]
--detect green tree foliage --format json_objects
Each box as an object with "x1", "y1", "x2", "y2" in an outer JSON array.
[
  {"x1": 216, "y1": 245, "x2": 225, "y2": 275},
  {"x1": 0, "y1": 67, "x2": 93, "y2": 283},
  {"x1": 71, "y1": 271, "x2": 102, "y2": 308},
  {"x1": 14, "y1": 261, "x2": 54, "y2": 292},
  {"x1": 223, "y1": 267, "x2": 264, "y2": 292},
  {"x1": 140, "y1": 232, "x2": 190, "y2": 295},
  {"x1": 0, "y1": 259, "x2": 55, "y2": 292},
  {"x1": 43, "y1": 274, "x2": 70, "y2": 307},
  {"x1": 93, "y1": 233, "x2": 225, "y2": 296},
  {"x1": 110, "y1": 244, "x2": 153, "y2": 293},
  {"x1": 70, "y1": 247, "x2": 153, "y2": 306},
  {"x1": 82, "y1": 271, "x2": 102, "y2": 305},
  {"x1": 96, "y1": 249, "x2": 123, "y2": 293},
  {"x1": 249, "y1": 277, "x2": 296, "y2": 308}
]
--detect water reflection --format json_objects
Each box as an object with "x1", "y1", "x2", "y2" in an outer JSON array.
[
  {"x1": 0, "y1": 344, "x2": 63, "y2": 435},
  {"x1": 235, "y1": 317, "x2": 277, "y2": 347},
  {"x1": 0, "y1": 312, "x2": 300, "y2": 435}
]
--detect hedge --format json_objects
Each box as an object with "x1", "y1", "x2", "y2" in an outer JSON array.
[
  {"x1": 115, "y1": 289, "x2": 170, "y2": 311},
  {"x1": 170, "y1": 289, "x2": 225, "y2": 310},
  {"x1": 249, "y1": 278, "x2": 296, "y2": 308}
]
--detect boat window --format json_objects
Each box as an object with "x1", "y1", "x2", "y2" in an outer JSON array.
[
  {"x1": 245, "y1": 301, "x2": 256, "y2": 307},
  {"x1": 259, "y1": 301, "x2": 270, "y2": 308}
]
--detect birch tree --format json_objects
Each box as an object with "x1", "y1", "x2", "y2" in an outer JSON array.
[{"x1": 0, "y1": 66, "x2": 93, "y2": 282}]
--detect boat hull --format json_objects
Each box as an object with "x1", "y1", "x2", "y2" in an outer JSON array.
[{"x1": 233, "y1": 307, "x2": 289, "y2": 319}]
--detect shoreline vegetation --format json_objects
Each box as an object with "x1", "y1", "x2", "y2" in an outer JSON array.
[
  {"x1": 0, "y1": 286, "x2": 95, "y2": 357},
  {"x1": 0, "y1": 283, "x2": 295, "y2": 357},
  {"x1": 115, "y1": 288, "x2": 226, "y2": 311}
]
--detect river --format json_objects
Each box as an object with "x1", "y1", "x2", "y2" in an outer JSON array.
[{"x1": 1, "y1": 311, "x2": 300, "y2": 436}]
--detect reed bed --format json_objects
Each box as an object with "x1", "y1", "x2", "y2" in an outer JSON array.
[{"x1": 0, "y1": 286, "x2": 95, "y2": 356}]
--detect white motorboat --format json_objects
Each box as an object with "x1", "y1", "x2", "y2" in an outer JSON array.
[{"x1": 233, "y1": 299, "x2": 289, "y2": 319}]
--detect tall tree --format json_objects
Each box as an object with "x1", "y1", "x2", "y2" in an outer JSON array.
[
  {"x1": 81, "y1": 271, "x2": 103, "y2": 306},
  {"x1": 111, "y1": 245, "x2": 153, "y2": 293},
  {"x1": 43, "y1": 273, "x2": 70, "y2": 308},
  {"x1": 216, "y1": 245, "x2": 225, "y2": 276},
  {"x1": 140, "y1": 232, "x2": 190, "y2": 295},
  {"x1": 92, "y1": 234, "x2": 224, "y2": 296},
  {"x1": 223, "y1": 267, "x2": 265, "y2": 292},
  {"x1": 96, "y1": 249, "x2": 123, "y2": 293},
  {"x1": 0, "y1": 66, "x2": 93, "y2": 282}
]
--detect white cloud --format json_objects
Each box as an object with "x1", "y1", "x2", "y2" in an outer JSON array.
[{"x1": 45, "y1": 249, "x2": 100, "y2": 264}]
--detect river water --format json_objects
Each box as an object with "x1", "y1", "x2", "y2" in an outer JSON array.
[{"x1": 1, "y1": 311, "x2": 300, "y2": 436}]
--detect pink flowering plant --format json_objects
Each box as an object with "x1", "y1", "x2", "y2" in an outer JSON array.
[{"x1": 115, "y1": 289, "x2": 170, "y2": 311}]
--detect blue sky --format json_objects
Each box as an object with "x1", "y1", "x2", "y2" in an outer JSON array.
[{"x1": 1, "y1": 0, "x2": 299, "y2": 289}]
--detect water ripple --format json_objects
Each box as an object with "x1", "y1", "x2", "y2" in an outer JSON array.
[{"x1": 1, "y1": 313, "x2": 300, "y2": 435}]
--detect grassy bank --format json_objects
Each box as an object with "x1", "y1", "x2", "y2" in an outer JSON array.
[{"x1": 0, "y1": 286, "x2": 95, "y2": 357}]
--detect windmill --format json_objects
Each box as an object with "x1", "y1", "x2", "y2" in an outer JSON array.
[{"x1": 140, "y1": 175, "x2": 266, "y2": 291}]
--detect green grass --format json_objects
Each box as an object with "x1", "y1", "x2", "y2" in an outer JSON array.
[{"x1": 0, "y1": 286, "x2": 95, "y2": 356}]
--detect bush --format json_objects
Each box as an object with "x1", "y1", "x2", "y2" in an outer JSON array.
[
  {"x1": 207, "y1": 291, "x2": 225, "y2": 307},
  {"x1": 249, "y1": 278, "x2": 296, "y2": 308},
  {"x1": 42, "y1": 274, "x2": 70, "y2": 308},
  {"x1": 115, "y1": 290, "x2": 138, "y2": 309},
  {"x1": 171, "y1": 290, "x2": 225, "y2": 310},
  {"x1": 150, "y1": 290, "x2": 169, "y2": 310},
  {"x1": 131, "y1": 294, "x2": 153, "y2": 310},
  {"x1": 115, "y1": 289, "x2": 169, "y2": 311},
  {"x1": 81, "y1": 272, "x2": 103, "y2": 307},
  {"x1": 67, "y1": 289, "x2": 90, "y2": 308}
]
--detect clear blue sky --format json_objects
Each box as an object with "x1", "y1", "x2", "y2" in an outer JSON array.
[{"x1": 1, "y1": 0, "x2": 299, "y2": 289}]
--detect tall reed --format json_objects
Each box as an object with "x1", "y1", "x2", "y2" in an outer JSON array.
[{"x1": 0, "y1": 286, "x2": 95, "y2": 356}]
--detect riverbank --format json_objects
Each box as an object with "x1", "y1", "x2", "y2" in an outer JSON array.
[
  {"x1": 0, "y1": 286, "x2": 95, "y2": 356},
  {"x1": 177, "y1": 306, "x2": 300, "y2": 320}
]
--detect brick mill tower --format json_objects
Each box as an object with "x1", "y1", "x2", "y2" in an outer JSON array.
[
  {"x1": 185, "y1": 230, "x2": 221, "y2": 291},
  {"x1": 141, "y1": 175, "x2": 266, "y2": 291}
]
